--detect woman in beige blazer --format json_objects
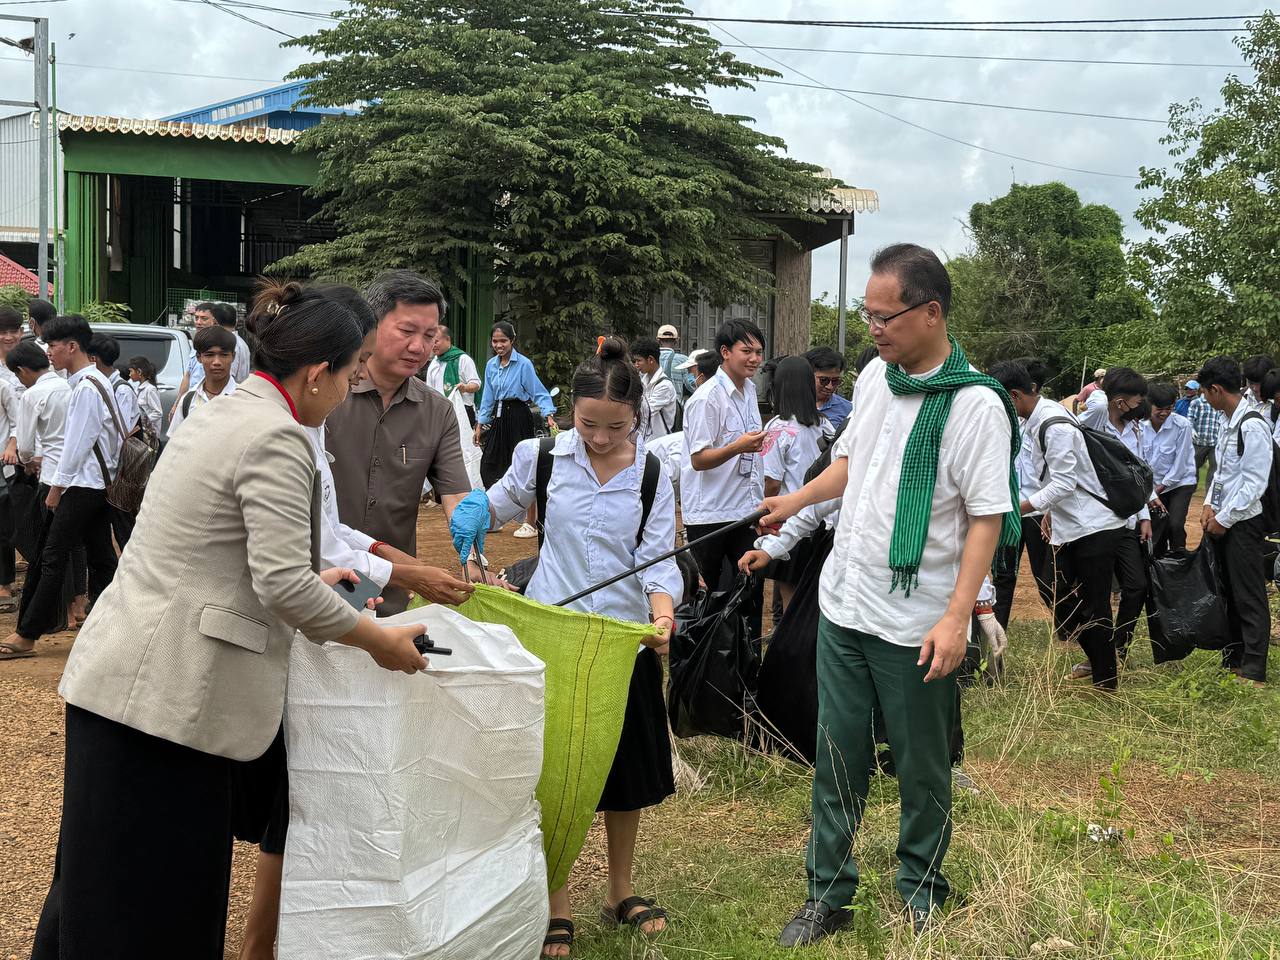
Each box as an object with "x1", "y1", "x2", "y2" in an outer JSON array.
[{"x1": 31, "y1": 281, "x2": 430, "y2": 960}]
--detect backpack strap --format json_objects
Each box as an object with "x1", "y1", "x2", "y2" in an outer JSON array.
[
  {"x1": 636, "y1": 452, "x2": 661, "y2": 549},
  {"x1": 182, "y1": 390, "x2": 196, "y2": 419},
  {"x1": 1238, "y1": 410, "x2": 1265, "y2": 457},
  {"x1": 86, "y1": 375, "x2": 128, "y2": 484},
  {"x1": 534, "y1": 435, "x2": 555, "y2": 549},
  {"x1": 1036, "y1": 416, "x2": 1111, "y2": 509}
]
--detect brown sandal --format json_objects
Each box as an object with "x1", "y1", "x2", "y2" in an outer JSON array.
[{"x1": 0, "y1": 642, "x2": 35, "y2": 660}]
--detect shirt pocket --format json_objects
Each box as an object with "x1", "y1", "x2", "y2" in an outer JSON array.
[{"x1": 402, "y1": 446, "x2": 432, "y2": 464}]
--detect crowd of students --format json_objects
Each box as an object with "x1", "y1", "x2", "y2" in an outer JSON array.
[{"x1": 10, "y1": 246, "x2": 1276, "y2": 960}]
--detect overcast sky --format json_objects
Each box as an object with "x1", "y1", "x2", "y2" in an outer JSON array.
[{"x1": 0, "y1": 0, "x2": 1248, "y2": 302}]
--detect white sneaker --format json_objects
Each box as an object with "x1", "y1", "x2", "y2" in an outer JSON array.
[{"x1": 513, "y1": 522, "x2": 538, "y2": 539}]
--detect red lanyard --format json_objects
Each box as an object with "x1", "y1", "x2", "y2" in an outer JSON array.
[{"x1": 253, "y1": 371, "x2": 300, "y2": 423}]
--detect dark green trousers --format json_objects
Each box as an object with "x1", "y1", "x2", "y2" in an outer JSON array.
[{"x1": 806, "y1": 615, "x2": 957, "y2": 912}]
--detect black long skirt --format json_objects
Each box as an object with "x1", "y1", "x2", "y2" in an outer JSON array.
[
  {"x1": 32, "y1": 705, "x2": 238, "y2": 960},
  {"x1": 480, "y1": 398, "x2": 538, "y2": 488},
  {"x1": 597, "y1": 648, "x2": 675, "y2": 813}
]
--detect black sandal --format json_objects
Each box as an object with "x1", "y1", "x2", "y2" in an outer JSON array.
[
  {"x1": 543, "y1": 918, "x2": 574, "y2": 957},
  {"x1": 602, "y1": 896, "x2": 667, "y2": 935}
]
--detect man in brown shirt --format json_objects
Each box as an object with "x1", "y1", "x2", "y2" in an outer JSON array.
[{"x1": 326, "y1": 270, "x2": 474, "y2": 614}]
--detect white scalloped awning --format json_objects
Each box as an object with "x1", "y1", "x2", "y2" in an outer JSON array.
[
  {"x1": 55, "y1": 114, "x2": 303, "y2": 145},
  {"x1": 809, "y1": 187, "x2": 879, "y2": 214}
]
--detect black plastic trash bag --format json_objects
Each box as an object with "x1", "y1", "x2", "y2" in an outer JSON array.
[
  {"x1": 1146, "y1": 546, "x2": 1229, "y2": 662},
  {"x1": 667, "y1": 573, "x2": 761, "y2": 740}
]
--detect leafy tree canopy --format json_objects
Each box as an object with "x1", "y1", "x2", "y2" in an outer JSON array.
[
  {"x1": 1133, "y1": 12, "x2": 1280, "y2": 361},
  {"x1": 279, "y1": 0, "x2": 831, "y2": 385}
]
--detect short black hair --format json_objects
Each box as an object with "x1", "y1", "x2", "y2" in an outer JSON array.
[
  {"x1": 193, "y1": 300, "x2": 218, "y2": 316},
  {"x1": 26, "y1": 298, "x2": 55, "y2": 327},
  {"x1": 311, "y1": 284, "x2": 377, "y2": 337},
  {"x1": 1197, "y1": 355, "x2": 1242, "y2": 394},
  {"x1": 6, "y1": 340, "x2": 48, "y2": 375},
  {"x1": 869, "y1": 243, "x2": 951, "y2": 317},
  {"x1": 1148, "y1": 383, "x2": 1178, "y2": 409},
  {"x1": 212, "y1": 302, "x2": 238, "y2": 329},
  {"x1": 1262, "y1": 368, "x2": 1280, "y2": 403},
  {"x1": 694, "y1": 350, "x2": 721, "y2": 380},
  {"x1": 713, "y1": 319, "x2": 765, "y2": 356},
  {"x1": 194, "y1": 325, "x2": 237, "y2": 355},
  {"x1": 1012, "y1": 356, "x2": 1049, "y2": 391},
  {"x1": 0, "y1": 306, "x2": 22, "y2": 333},
  {"x1": 1101, "y1": 366, "x2": 1147, "y2": 399},
  {"x1": 365, "y1": 269, "x2": 448, "y2": 322},
  {"x1": 631, "y1": 338, "x2": 661, "y2": 362},
  {"x1": 855, "y1": 345, "x2": 880, "y2": 373},
  {"x1": 88, "y1": 333, "x2": 120, "y2": 367},
  {"x1": 804, "y1": 346, "x2": 845, "y2": 373},
  {"x1": 1243, "y1": 354, "x2": 1274, "y2": 385},
  {"x1": 989, "y1": 359, "x2": 1034, "y2": 395},
  {"x1": 41, "y1": 314, "x2": 92, "y2": 351}
]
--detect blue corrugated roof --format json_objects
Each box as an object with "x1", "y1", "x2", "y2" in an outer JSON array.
[{"x1": 162, "y1": 80, "x2": 360, "y2": 128}]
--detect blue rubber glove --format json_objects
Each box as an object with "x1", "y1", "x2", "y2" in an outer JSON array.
[{"x1": 450, "y1": 489, "x2": 491, "y2": 562}]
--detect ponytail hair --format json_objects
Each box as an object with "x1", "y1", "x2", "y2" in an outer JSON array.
[
  {"x1": 247, "y1": 279, "x2": 363, "y2": 381},
  {"x1": 572, "y1": 335, "x2": 644, "y2": 420},
  {"x1": 491, "y1": 320, "x2": 517, "y2": 342}
]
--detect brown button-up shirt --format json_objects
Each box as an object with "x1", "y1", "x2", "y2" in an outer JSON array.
[{"x1": 326, "y1": 375, "x2": 471, "y2": 614}]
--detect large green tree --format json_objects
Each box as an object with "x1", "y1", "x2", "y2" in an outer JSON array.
[
  {"x1": 1133, "y1": 13, "x2": 1280, "y2": 360},
  {"x1": 945, "y1": 181, "x2": 1151, "y2": 391},
  {"x1": 279, "y1": 0, "x2": 830, "y2": 385}
]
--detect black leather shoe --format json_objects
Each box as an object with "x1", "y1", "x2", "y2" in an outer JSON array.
[
  {"x1": 777, "y1": 899, "x2": 851, "y2": 947},
  {"x1": 904, "y1": 905, "x2": 934, "y2": 935}
]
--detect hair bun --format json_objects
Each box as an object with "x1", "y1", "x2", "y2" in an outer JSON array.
[
  {"x1": 247, "y1": 278, "x2": 305, "y2": 337},
  {"x1": 597, "y1": 335, "x2": 629, "y2": 364}
]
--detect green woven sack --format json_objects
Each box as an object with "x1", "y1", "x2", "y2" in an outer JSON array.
[{"x1": 412, "y1": 585, "x2": 645, "y2": 890}]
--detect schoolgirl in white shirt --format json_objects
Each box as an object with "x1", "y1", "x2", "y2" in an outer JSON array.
[
  {"x1": 452, "y1": 336, "x2": 681, "y2": 957},
  {"x1": 127, "y1": 356, "x2": 164, "y2": 436}
]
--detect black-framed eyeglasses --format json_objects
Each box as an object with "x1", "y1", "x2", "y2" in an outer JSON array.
[{"x1": 858, "y1": 300, "x2": 932, "y2": 330}]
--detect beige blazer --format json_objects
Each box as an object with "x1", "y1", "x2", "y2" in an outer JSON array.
[{"x1": 60, "y1": 375, "x2": 362, "y2": 761}]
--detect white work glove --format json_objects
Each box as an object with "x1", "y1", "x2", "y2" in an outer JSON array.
[{"x1": 976, "y1": 609, "x2": 1008, "y2": 665}]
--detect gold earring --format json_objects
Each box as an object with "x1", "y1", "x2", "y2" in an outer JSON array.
[{"x1": 310, "y1": 387, "x2": 319, "y2": 395}]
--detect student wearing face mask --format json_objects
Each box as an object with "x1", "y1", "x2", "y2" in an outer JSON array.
[
  {"x1": 1079, "y1": 367, "x2": 1153, "y2": 674},
  {"x1": 450, "y1": 336, "x2": 681, "y2": 958},
  {"x1": 1141, "y1": 383, "x2": 1197, "y2": 557}
]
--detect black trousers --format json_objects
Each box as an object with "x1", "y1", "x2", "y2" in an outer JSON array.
[
  {"x1": 32, "y1": 705, "x2": 237, "y2": 960},
  {"x1": 1211, "y1": 515, "x2": 1271, "y2": 682},
  {"x1": 16, "y1": 487, "x2": 116, "y2": 641},
  {"x1": 686, "y1": 521, "x2": 763, "y2": 639},
  {"x1": 1194, "y1": 443, "x2": 1216, "y2": 483},
  {"x1": 0, "y1": 478, "x2": 15, "y2": 586},
  {"x1": 1151, "y1": 485, "x2": 1194, "y2": 557},
  {"x1": 993, "y1": 515, "x2": 1057, "y2": 629},
  {"x1": 1112, "y1": 529, "x2": 1148, "y2": 660},
  {"x1": 1054, "y1": 527, "x2": 1124, "y2": 688}
]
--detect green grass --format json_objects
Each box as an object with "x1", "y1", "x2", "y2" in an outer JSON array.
[{"x1": 566, "y1": 623, "x2": 1280, "y2": 959}]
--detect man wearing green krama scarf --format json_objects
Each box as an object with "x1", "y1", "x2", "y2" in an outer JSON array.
[{"x1": 761, "y1": 244, "x2": 1020, "y2": 947}]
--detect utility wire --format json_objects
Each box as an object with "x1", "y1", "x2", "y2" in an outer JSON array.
[
  {"x1": 194, "y1": 0, "x2": 298, "y2": 39},
  {"x1": 0, "y1": 53, "x2": 281, "y2": 81},
  {"x1": 170, "y1": 0, "x2": 337, "y2": 20},
  {"x1": 713, "y1": 24, "x2": 1140, "y2": 180},
  {"x1": 613, "y1": 12, "x2": 1254, "y2": 33},
  {"x1": 756, "y1": 78, "x2": 1166, "y2": 123},
  {"x1": 721, "y1": 44, "x2": 1243, "y2": 70}
]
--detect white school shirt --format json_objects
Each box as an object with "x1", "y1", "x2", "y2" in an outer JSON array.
[
  {"x1": 51, "y1": 366, "x2": 122, "y2": 491},
  {"x1": 641, "y1": 369, "x2": 679, "y2": 440},
  {"x1": 169, "y1": 378, "x2": 238, "y2": 434},
  {"x1": 1141, "y1": 413, "x2": 1197, "y2": 493},
  {"x1": 681, "y1": 368, "x2": 763, "y2": 525},
  {"x1": 232, "y1": 332, "x2": 252, "y2": 383},
  {"x1": 134, "y1": 381, "x2": 163, "y2": 434},
  {"x1": 307, "y1": 424, "x2": 394, "y2": 589},
  {"x1": 1015, "y1": 411, "x2": 1041, "y2": 516},
  {"x1": 108, "y1": 369, "x2": 140, "y2": 434},
  {"x1": 488, "y1": 429, "x2": 684, "y2": 622},
  {"x1": 1079, "y1": 405, "x2": 1151, "y2": 528},
  {"x1": 646, "y1": 430, "x2": 685, "y2": 497},
  {"x1": 762, "y1": 416, "x2": 824, "y2": 496},
  {"x1": 0, "y1": 363, "x2": 25, "y2": 399},
  {"x1": 424, "y1": 353, "x2": 481, "y2": 407},
  {"x1": 1208, "y1": 402, "x2": 1273, "y2": 529},
  {"x1": 818, "y1": 357, "x2": 1013, "y2": 647},
  {"x1": 757, "y1": 496, "x2": 841, "y2": 560},
  {"x1": 16, "y1": 371, "x2": 69, "y2": 484},
  {"x1": 1023, "y1": 398, "x2": 1124, "y2": 547}
]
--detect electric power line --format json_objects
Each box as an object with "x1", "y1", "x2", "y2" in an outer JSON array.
[
  {"x1": 194, "y1": 0, "x2": 299, "y2": 39},
  {"x1": 612, "y1": 11, "x2": 1258, "y2": 33},
  {"x1": 0, "y1": 53, "x2": 280, "y2": 81},
  {"x1": 713, "y1": 24, "x2": 1140, "y2": 180},
  {"x1": 756, "y1": 78, "x2": 1166, "y2": 123},
  {"x1": 721, "y1": 44, "x2": 1243, "y2": 70}
]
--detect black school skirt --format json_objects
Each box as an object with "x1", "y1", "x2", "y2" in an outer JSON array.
[
  {"x1": 597, "y1": 648, "x2": 675, "y2": 812},
  {"x1": 481, "y1": 398, "x2": 539, "y2": 489}
]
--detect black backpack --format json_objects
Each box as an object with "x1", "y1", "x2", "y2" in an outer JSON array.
[
  {"x1": 1234, "y1": 412, "x2": 1280, "y2": 533},
  {"x1": 1038, "y1": 417, "x2": 1153, "y2": 519},
  {"x1": 534, "y1": 436, "x2": 661, "y2": 550}
]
